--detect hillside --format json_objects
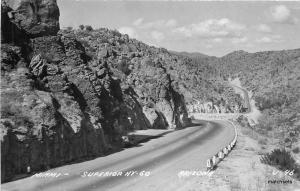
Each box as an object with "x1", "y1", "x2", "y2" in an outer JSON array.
[
  {"x1": 70, "y1": 28, "x2": 244, "y2": 111},
  {"x1": 220, "y1": 49, "x2": 300, "y2": 146},
  {"x1": 170, "y1": 51, "x2": 211, "y2": 59},
  {"x1": 183, "y1": 49, "x2": 300, "y2": 148}
]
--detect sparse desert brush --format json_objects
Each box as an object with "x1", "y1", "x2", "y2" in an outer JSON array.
[
  {"x1": 260, "y1": 148, "x2": 300, "y2": 179},
  {"x1": 85, "y1": 25, "x2": 93, "y2": 31},
  {"x1": 78, "y1": 24, "x2": 84, "y2": 30},
  {"x1": 260, "y1": 149, "x2": 295, "y2": 169}
]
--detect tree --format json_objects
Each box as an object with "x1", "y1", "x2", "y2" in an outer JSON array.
[
  {"x1": 79, "y1": 25, "x2": 84, "y2": 30},
  {"x1": 85, "y1": 25, "x2": 93, "y2": 31}
]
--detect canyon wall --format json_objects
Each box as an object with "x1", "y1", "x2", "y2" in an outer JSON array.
[{"x1": 1, "y1": 0, "x2": 189, "y2": 182}]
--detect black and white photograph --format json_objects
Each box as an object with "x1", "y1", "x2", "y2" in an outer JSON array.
[{"x1": 1, "y1": 0, "x2": 300, "y2": 190}]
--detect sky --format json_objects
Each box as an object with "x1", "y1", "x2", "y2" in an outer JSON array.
[{"x1": 58, "y1": 0, "x2": 300, "y2": 57}]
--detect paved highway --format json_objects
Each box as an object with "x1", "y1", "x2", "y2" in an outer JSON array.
[{"x1": 2, "y1": 120, "x2": 235, "y2": 191}]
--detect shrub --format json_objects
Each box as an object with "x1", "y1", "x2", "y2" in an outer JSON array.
[
  {"x1": 85, "y1": 25, "x2": 93, "y2": 31},
  {"x1": 260, "y1": 149, "x2": 295, "y2": 169},
  {"x1": 111, "y1": 29, "x2": 121, "y2": 37},
  {"x1": 79, "y1": 25, "x2": 84, "y2": 30},
  {"x1": 260, "y1": 148, "x2": 300, "y2": 179}
]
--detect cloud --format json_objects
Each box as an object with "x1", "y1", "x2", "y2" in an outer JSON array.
[
  {"x1": 270, "y1": 5, "x2": 298, "y2": 24},
  {"x1": 133, "y1": 18, "x2": 144, "y2": 26},
  {"x1": 232, "y1": 37, "x2": 248, "y2": 44},
  {"x1": 256, "y1": 35, "x2": 283, "y2": 43},
  {"x1": 173, "y1": 18, "x2": 246, "y2": 38},
  {"x1": 256, "y1": 37, "x2": 272, "y2": 43},
  {"x1": 134, "y1": 19, "x2": 177, "y2": 29},
  {"x1": 212, "y1": 38, "x2": 223, "y2": 43},
  {"x1": 151, "y1": 31, "x2": 165, "y2": 42},
  {"x1": 256, "y1": 24, "x2": 272, "y2": 33},
  {"x1": 205, "y1": 44, "x2": 213, "y2": 49},
  {"x1": 118, "y1": 27, "x2": 139, "y2": 39},
  {"x1": 165, "y1": 19, "x2": 177, "y2": 27}
]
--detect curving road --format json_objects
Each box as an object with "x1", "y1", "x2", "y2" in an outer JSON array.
[
  {"x1": 229, "y1": 82, "x2": 251, "y2": 113},
  {"x1": 1, "y1": 120, "x2": 235, "y2": 191},
  {"x1": 2, "y1": 81, "x2": 252, "y2": 191}
]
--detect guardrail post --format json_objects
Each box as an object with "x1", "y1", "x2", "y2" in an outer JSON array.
[
  {"x1": 212, "y1": 156, "x2": 217, "y2": 169},
  {"x1": 232, "y1": 139, "x2": 236, "y2": 148},
  {"x1": 207, "y1": 159, "x2": 212, "y2": 171},
  {"x1": 218, "y1": 151, "x2": 224, "y2": 160},
  {"x1": 27, "y1": 166, "x2": 31, "y2": 174},
  {"x1": 223, "y1": 147, "x2": 228, "y2": 155},
  {"x1": 227, "y1": 145, "x2": 231, "y2": 151},
  {"x1": 194, "y1": 114, "x2": 238, "y2": 171}
]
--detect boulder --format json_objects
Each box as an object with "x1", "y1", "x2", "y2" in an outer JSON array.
[{"x1": 29, "y1": 54, "x2": 47, "y2": 77}]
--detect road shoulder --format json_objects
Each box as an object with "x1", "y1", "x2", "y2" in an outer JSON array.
[{"x1": 176, "y1": 121, "x2": 300, "y2": 191}]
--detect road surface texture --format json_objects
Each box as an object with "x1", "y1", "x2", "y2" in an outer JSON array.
[{"x1": 2, "y1": 120, "x2": 235, "y2": 191}]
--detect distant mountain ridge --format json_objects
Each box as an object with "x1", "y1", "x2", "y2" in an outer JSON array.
[{"x1": 170, "y1": 50, "x2": 211, "y2": 58}]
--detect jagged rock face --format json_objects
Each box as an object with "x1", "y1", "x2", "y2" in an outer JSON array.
[
  {"x1": 73, "y1": 29, "x2": 190, "y2": 129},
  {"x1": 0, "y1": 86, "x2": 107, "y2": 181},
  {"x1": 1, "y1": 0, "x2": 60, "y2": 41},
  {"x1": 1, "y1": 1, "x2": 189, "y2": 181},
  {"x1": 0, "y1": 33, "x2": 153, "y2": 182}
]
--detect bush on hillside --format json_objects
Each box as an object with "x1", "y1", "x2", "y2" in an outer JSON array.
[
  {"x1": 260, "y1": 148, "x2": 300, "y2": 179},
  {"x1": 79, "y1": 25, "x2": 84, "y2": 30},
  {"x1": 85, "y1": 25, "x2": 93, "y2": 31}
]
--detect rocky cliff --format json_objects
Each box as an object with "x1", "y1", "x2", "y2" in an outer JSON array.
[
  {"x1": 71, "y1": 28, "x2": 191, "y2": 129},
  {"x1": 1, "y1": 0, "x2": 189, "y2": 182},
  {"x1": 1, "y1": 0, "x2": 60, "y2": 42}
]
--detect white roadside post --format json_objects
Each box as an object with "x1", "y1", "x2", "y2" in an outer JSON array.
[
  {"x1": 228, "y1": 145, "x2": 231, "y2": 151},
  {"x1": 207, "y1": 159, "x2": 212, "y2": 171},
  {"x1": 218, "y1": 151, "x2": 224, "y2": 160},
  {"x1": 128, "y1": 117, "x2": 132, "y2": 124},
  {"x1": 233, "y1": 138, "x2": 236, "y2": 147},
  {"x1": 27, "y1": 166, "x2": 31, "y2": 174},
  {"x1": 212, "y1": 156, "x2": 217, "y2": 169},
  {"x1": 223, "y1": 147, "x2": 228, "y2": 155}
]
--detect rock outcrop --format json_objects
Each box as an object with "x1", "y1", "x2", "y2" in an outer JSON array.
[
  {"x1": 1, "y1": 0, "x2": 189, "y2": 180},
  {"x1": 73, "y1": 29, "x2": 191, "y2": 129},
  {"x1": 0, "y1": 34, "x2": 149, "y2": 182},
  {"x1": 1, "y1": 0, "x2": 188, "y2": 183},
  {"x1": 1, "y1": 0, "x2": 60, "y2": 42}
]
